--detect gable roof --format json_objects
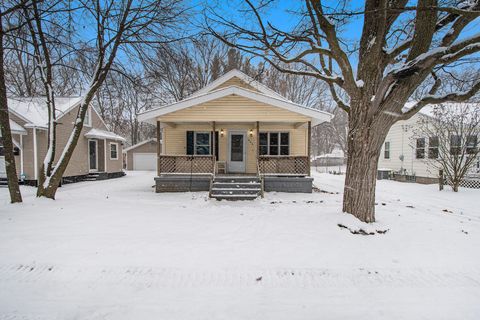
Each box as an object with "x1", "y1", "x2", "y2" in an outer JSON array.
[
  {"x1": 138, "y1": 86, "x2": 333, "y2": 126},
  {"x1": 123, "y1": 138, "x2": 159, "y2": 153},
  {"x1": 402, "y1": 101, "x2": 479, "y2": 119},
  {"x1": 7, "y1": 97, "x2": 109, "y2": 130},
  {"x1": 190, "y1": 69, "x2": 285, "y2": 99}
]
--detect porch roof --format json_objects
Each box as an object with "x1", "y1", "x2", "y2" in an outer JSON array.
[
  {"x1": 84, "y1": 128, "x2": 126, "y2": 142},
  {"x1": 137, "y1": 86, "x2": 333, "y2": 127}
]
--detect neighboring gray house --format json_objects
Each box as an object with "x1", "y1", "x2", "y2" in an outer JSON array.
[{"x1": 0, "y1": 97, "x2": 126, "y2": 185}]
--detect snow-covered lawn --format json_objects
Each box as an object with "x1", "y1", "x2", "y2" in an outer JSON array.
[{"x1": 0, "y1": 171, "x2": 479, "y2": 319}]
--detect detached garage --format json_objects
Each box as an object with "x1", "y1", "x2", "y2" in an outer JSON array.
[{"x1": 123, "y1": 139, "x2": 159, "y2": 171}]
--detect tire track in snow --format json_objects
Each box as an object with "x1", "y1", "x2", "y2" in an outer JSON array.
[{"x1": 0, "y1": 263, "x2": 479, "y2": 289}]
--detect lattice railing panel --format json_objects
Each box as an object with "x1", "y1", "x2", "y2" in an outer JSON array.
[
  {"x1": 445, "y1": 178, "x2": 480, "y2": 189},
  {"x1": 159, "y1": 155, "x2": 214, "y2": 174},
  {"x1": 258, "y1": 156, "x2": 309, "y2": 175}
]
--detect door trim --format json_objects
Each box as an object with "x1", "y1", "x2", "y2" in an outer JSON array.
[
  {"x1": 88, "y1": 139, "x2": 98, "y2": 172},
  {"x1": 227, "y1": 130, "x2": 247, "y2": 173}
]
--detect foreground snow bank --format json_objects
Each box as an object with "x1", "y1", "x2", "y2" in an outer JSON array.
[{"x1": 0, "y1": 171, "x2": 479, "y2": 319}]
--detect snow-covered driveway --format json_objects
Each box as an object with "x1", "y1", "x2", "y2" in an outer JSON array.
[{"x1": 0, "y1": 171, "x2": 479, "y2": 319}]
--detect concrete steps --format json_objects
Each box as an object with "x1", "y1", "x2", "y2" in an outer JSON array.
[{"x1": 210, "y1": 176, "x2": 261, "y2": 201}]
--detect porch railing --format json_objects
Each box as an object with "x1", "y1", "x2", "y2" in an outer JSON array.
[
  {"x1": 158, "y1": 155, "x2": 214, "y2": 174},
  {"x1": 258, "y1": 155, "x2": 309, "y2": 176}
]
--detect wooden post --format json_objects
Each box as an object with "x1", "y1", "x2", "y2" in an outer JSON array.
[
  {"x1": 439, "y1": 169, "x2": 444, "y2": 191},
  {"x1": 307, "y1": 121, "x2": 311, "y2": 176},
  {"x1": 212, "y1": 121, "x2": 216, "y2": 172},
  {"x1": 256, "y1": 121, "x2": 260, "y2": 174},
  {"x1": 157, "y1": 120, "x2": 161, "y2": 176}
]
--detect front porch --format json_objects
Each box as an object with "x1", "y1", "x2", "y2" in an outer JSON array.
[{"x1": 154, "y1": 121, "x2": 314, "y2": 195}]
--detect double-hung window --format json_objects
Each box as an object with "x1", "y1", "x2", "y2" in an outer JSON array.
[
  {"x1": 110, "y1": 142, "x2": 118, "y2": 160},
  {"x1": 450, "y1": 135, "x2": 461, "y2": 155},
  {"x1": 259, "y1": 132, "x2": 290, "y2": 156},
  {"x1": 428, "y1": 136, "x2": 439, "y2": 159},
  {"x1": 194, "y1": 132, "x2": 210, "y2": 155},
  {"x1": 384, "y1": 141, "x2": 390, "y2": 159},
  {"x1": 416, "y1": 138, "x2": 425, "y2": 159},
  {"x1": 466, "y1": 135, "x2": 478, "y2": 155}
]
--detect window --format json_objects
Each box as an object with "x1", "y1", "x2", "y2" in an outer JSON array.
[
  {"x1": 428, "y1": 136, "x2": 439, "y2": 159},
  {"x1": 384, "y1": 141, "x2": 390, "y2": 159},
  {"x1": 259, "y1": 132, "x2": 290, "y2": 156},
  {"x1": 466, "y1": 135, "x2": 478, "y2": 155},
  {"x1": 416, "y1": 138, "x2": 425, "y2": 159},
  {"x1": 450, "y1": 135, "x2": 461, "y2": 155},
  {"x1": 84, "y1": 108, "x2": 92, "y2": 126},
  {"x1": 194, "y1": 132, "x2": 210, "y2": 155},
  {"x1": 110, "y1": 142, "x2": 118, "y2": 160}
]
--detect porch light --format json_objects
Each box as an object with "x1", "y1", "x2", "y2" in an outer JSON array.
[
  {"x1": 220, "y1": 128, "x2": 225, "y2": 137},
  {"x1": 249, "y1": 129, "x2": 253, "y2": 136}
]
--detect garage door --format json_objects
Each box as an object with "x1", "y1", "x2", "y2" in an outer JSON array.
[{"x1": 133, "y1": 153, "x2": 156, "y2": 171}]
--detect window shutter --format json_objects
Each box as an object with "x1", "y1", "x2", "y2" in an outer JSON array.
[{"x1": 186, "y1": 131, "x2": 194, "y2": 155}]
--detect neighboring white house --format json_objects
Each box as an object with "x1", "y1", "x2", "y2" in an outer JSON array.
[{"x1": 378, "y1": 103, "x2": 480, "y2": 184}]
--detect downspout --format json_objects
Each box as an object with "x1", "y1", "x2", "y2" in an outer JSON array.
[{"x1": 33, "y1": 127, "x2": 38, "y2": 181}]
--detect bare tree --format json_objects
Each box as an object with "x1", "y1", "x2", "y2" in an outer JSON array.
[
  {"x1": 207, "y1": 0, "x2": 480, "y2": 222},
  {"x1": 0, "y1": 0, "x2": 33, "y2": 203},
  {"x1": 414, "y1": 103, "x2": 480, "y2": 192},
  {"x1": 35, "y1": 0, "x2": 186, "y2": 199}
]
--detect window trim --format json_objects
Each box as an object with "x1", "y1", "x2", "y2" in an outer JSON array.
[
  {"x1": 384, "y1": 141, "x2": 390, "y2": 159},
  {"x1": 194, "y1": 131, "x2": 211, "y2": 155},
  {"x1": 416, "y1": 138, "x2": 426, "y2": 159},
  {"x1": 84, "y1": 108, "x2": 92, "y2": 127},
  {"x1": 259, "y1": 131, "x2": 290, "y2": 156},
  {"x1": 428, "y1": 136, "x2": 439, "y2": 159},
  {"x1": 450, "y1": 135, "x2": 461, "y2": 156},
  {"x1": 109, "y1": 142, "x2": 119, "y2": 160}
]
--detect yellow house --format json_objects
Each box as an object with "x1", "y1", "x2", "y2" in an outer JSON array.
[{"x1": 137, "y1": 69, "x2": 332, "y2": 199}]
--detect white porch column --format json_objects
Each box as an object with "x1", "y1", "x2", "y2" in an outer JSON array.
[
  {"x1": 33, "y1": 127, "x2": 38, "y2": 180},
  {"x1": 20, "y1": 134, "x2": 24, "y2": 176},
  {"x1": 104, "y1": 139, "x2": 108, "y2": 172}
]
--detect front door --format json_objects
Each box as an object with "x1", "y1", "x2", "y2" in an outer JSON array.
[
  {"x1": 88, "y1": 140, "x2": 98, "y2": 172},
  {"x1": 228, "y1": 131, "x2": 246, "y2": 173}
]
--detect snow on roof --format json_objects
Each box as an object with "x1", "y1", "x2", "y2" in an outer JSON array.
[
  {"x1": 190, "y1": 69, "x2": 285, "y2": 99},
  {"x1": 402, "y1": 101, "x2": 479, "y2": 118},
  {"x1": 84, "y1": 128, "x2": 126, "y2": 142},
  {"x1": 10, "y1": 120, "x2": 27, "y2": 135},
  {"x1": 312, "y1": 148, "x2": 345, "y2": 160},
  {"x1": 7, "y1": 96, "x2": 83, "y2": 128},
  {"x1": 123, "y1": 138, "x2": 160, "y2": 152}
]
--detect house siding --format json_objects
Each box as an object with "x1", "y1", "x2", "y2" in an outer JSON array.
[
  {"x1": 163, "y1": 123, "x2": 308, "y2": 174},
  {"x1": 378, "y1": 114, "x2": 440, "y2": 179},
  {"x1": 8, "y1": 104, "x2": 123, "y2": 181},
  {"x1": 210, "y1": 76, "x2": 259, "y2": 92},
  {"x1": 158, "y1": 94, "x2": 311, "y2": 123}
]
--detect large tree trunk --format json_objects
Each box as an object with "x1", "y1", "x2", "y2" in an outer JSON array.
[
  {"x1": 342, "y1": 107, "x2": 390, "y2": 223},
  {"x1": 0, "y1": 15, "x2": 22, "y2": 203}
]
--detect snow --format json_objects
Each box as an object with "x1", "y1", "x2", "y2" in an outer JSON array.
[
  {"x1": 9, "y1": 119, "x2": 26, "y2": 134},
  {"x1": 402, "y1": 101, "x2": 479, "y2": 117},
  {"x1": 356, "y1": 79, "x2": 364, "y2": 87},
  {"x1": 84, "y1": 128, "x2": 126, "y2": 142},
  {"x1": 7, "y1": 97, "x2": 84, "y2": 128},
  {"x1": 0, "y1": 171, "x2": 479, "y2": 319}
]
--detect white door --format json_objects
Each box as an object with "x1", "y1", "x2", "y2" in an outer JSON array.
[
  {"x1": 133, "y1": 153, "x2": 156, "y2": 171},
  {"x1": 228, "y1": 131, "x2": 246, "y2": 173},
  {"x1": 0, "y1": 157, "x2": 6, "y2": 178}
]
